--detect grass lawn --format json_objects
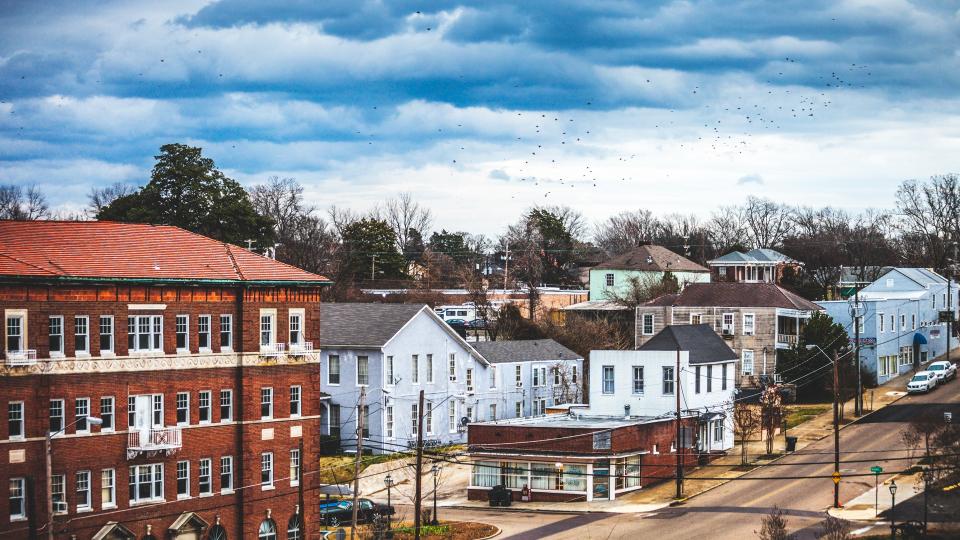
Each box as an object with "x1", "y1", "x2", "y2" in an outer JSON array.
[
  {"x1": 784, "y1": 404, "x2": 831, "y2": 429},
  {"x1": 357, "y1": 521, "x2": 497, "y2": 540}
]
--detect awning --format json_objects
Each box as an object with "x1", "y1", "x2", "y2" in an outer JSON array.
[
  {"x1": 700, "y1": 412, "x2": 726, "y2": 421},
  {"x1": 914, "y1": 333, "x2": 928, "y2": 346}
]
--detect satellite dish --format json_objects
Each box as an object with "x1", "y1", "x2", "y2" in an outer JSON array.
[{"x1": 460, "y1": 416, "x2": 470, "y2": 427}]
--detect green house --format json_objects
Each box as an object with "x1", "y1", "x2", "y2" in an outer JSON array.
[{"x1": 589, "y1": 245, "x2": 710, "y2": 301}]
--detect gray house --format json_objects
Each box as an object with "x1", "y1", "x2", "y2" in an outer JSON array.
[{"x1": 472, "y1": 339, "x2": 584, "y2": 418}]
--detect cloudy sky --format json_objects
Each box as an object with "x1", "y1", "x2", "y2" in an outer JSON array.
[{"x1": 1, "y1": 0, "x2": 959, "y2": 234}]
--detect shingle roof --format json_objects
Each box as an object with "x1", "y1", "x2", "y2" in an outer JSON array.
[
  {"x1": 886, "y1": 267, "x2": 947, "y2": 286},
  {"x1": 319, "y1": 303, "x2": 428, "y2": 348},
  {"x1": 644, "y1": 282, "x2": 822, "y2": 311},
  {"x1": 471, "y1": 339, "x2": 582, "y2": 364},
  {"x1": 593, "y1": 245, "x2": 708, "y2": 273},
  {"x1": 709, "y1": 248, "x2": 799, "y2": 265},
  {"x1": 638, "y1": 324, "x2": 738, "y2": 364},
  {"x1": 0, "y1": 220, "x2": 329, "y2": 284}
]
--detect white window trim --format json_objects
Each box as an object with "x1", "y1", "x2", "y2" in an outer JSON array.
[
  {"x1": 741, "y1": 349, "x2": 755, "y2": 375},
  {"x1": 411, "y1": 354, "x2": 420, "y2": 385},
  {"x1": 385, "y1": 356, "x2": 395, "y2": 387},
  {"x1": 198, "y1": 390, "x2": 212, "y2": 425},
  {"x1": 258, "y1": 309, "x2": 277, "y2": 351},
  {"x1": 176, "y1": 314, "x2": 190, "y2": 354},
  {"x1": 9, "y1": 477, "x2": 26, "y2": 521},
  {"x1": 261, "y1": 387, "x2": 274, "y2": 420},
  {"x1": 221, "y1": 456, "x2": 234, "y2": 494},
  {"x1": 447, "y1": 401, "x2": 457, "y2": 434},
  {"x1": 98, "y1": 315, "x2": 115, "y2": 356},
  {"x1": 176, "y1": 392, "x2": 190, "y2": 426},
  {"x1": 290, "y1": 448, "x2": 301, "y2": 487},
  {"x1": 198, "y1": 314, "x2": 212, "y2": 352},
  {"x1": 290, "y1": 385, "x2": 302, "y2": 418},
  {"x1": 100, "y1": 396, "x2": 115, "y2": 433},
  {"x1": 4, "y1": 309, "x2": 27, "y2": 356},
  {"x1": 426, "y1": 354, "x2": 434, "y2": 384},
  {"x1": 74, "y1": 315, "x2": 90, "y2": 356},
  {"x1": 101, "y1": 468, "x2": 116, "y2": 509},
  {"x1": 642, "y1": 313, "x2": 655, "y2": 335},
  {"x1": 356, "y1": 355, "x2": 370, "y2": 387},
  {"x1": 177, "y1": 461, "x2": 191, "y2": 499},
  {"x1": 288, "y1": 308, "x2": 306, "y2": 347},
  {"x1": 261, "y1": 452, "x2": 274, "y2": 490},
  {"x1": 199, "y1": 458, "x2": 213, "y2": 496},
  {"x1": 742, "y1": 313, "x2": 756, "y2": 336},
  {"x1": 76, "y1": 470, "x2": 92, "y2": 512},
  {"x1": 688, "y1": 313, "x2": 702, "y2": 325},
  {"x1": 219, "y1": 314, "x2": 233, "y2": 352},
  {"x1": 327, "y1": 355, "x2": 341, "y2": 386},
  {"x1": 49, "y1": 315, "x2": 64, "y2": 358},
  {"x1": 75, "y1": 397, "x2": 91, "y2": 434},
  {"x1": 220, "y1": 389, "x2": 233, "y2": 423},
  {"x1": 8, "y1": 401, "x2": 24, "y2": 441}
]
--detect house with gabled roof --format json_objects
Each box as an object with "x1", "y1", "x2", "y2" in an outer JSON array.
[
  {"x1": 708, "y1": 248, "x2": 801, "y2": 285},
  {"x1": 589, "y1": 245, "x2": 709, "y2": 301},
  {"x1": 636, "y1": 282, "x2": 823, "y2": 388},
  {"x1": 818, "y1": 267, "x2": 957, "y2": 384}
]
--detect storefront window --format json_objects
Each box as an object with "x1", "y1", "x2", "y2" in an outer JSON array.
[
  {"x1": 564, "y1": 464, "x2": 587, "y2": 492},
  {"x1": 624, "y1": 456, "x2": 641, "y2": 488},
  {"x1": 471, "y1": 461, "x2": 499, "y2": 487},
  {"x1": 502, "y1": 462, "x2": 527, "y2": 489},
  {"x1": 530, "y1": 463, "x2": 554, "y2": 490}
]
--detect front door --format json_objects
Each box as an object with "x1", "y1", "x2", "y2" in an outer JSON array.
[{"x1": 592, "y1": 461, "x2": 609, "y2": 500}]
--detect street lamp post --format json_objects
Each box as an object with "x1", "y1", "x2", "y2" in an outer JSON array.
[
  {"x1": 46, "y1": 415, "x2": 103, "y2": 540},
  {"x1": 384, "y1": 474, "x2": 394, "y2": 530},
  {"x1": 430, "y1": 464, "x2": 441, "y2": 526},
  {"x1": 889, "y1": 480, "x2": 898, "y2": 538}
]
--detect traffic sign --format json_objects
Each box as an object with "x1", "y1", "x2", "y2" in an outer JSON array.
[
  {"x1": 870, "y1": 466, "x2": 883, "y2": 474},
  {"x1": 832, "y1": 471, "x2": 841, "y2": 485}
]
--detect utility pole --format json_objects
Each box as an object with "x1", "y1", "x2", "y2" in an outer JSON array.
[
  {"x1": 414, "y1": 390, "x2": 426, "y2": 540},
  {"x1": 371, "y1": 254, "x2": 378, "y2": 282},
  {"x1": 853, "y1": 286, "x2": 863, "y2": 416},
  {"x1": 948, "y1": 239, "x2": 956, "y2": 365},
  {"x1": 832, "y1": 349, "x2": 841, "y2": 509},
  {"x1": 297, "y1": 438, "x2": 305, "y2": 540},
  {"x1": 44, "y1": 434, "x2": 53, "y2": 540},
  {"x1": 675, "y1": 345, "x2": 683, "y2": 500},
  {"x1": 503, "y1": 245, "x2": 510, "y2": 290},
  {"x1": 350, "y1": 387, "x2": 365, "y2": 540}
]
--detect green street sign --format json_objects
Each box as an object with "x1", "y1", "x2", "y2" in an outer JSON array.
[{"x1": 871, "y1": 466, "x2": 883, "y2": 474}]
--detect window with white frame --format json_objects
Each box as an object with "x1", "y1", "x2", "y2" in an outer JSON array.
[
  {"x1": 128, "y1": 315, "x2": 163, "y2": 352},
  {"x1": 220, "y1": 456, "x2": 233, "y2": 492},
  {"x1": 175, "y1": 315, "x2": 189, "y2": 351},
  {"x1": 219, "y1": 314, "x2": 233, "y2": 350},
  {"x1": 605, "y1": 273, "x2": 615, "y2": 287},
  {"x1": 260, "y1": 312, "x2": 275, "y2": 348},
  {"x1": 900, "y1": 314, "x2": 906, "y2": 330},
  {"x1": 425, "y1": 401, "x2": 434, "y2": 433},
  {"x1": 75, "y1": 397, "x2": 90, "y2": 433},
  {"x1": 695, "y1": 365, "x2": 702, "y2": 394},
  {"x1": 722, "y1": 313, "x2": 735, "y2": 334},
  {"x1": 632, "y1": 366, "x2": 644, "y2": 394},
  {"x1": 707, "y1": 365, "x2": 713, "y2": 392},
  {"x1": 449, "y1": 353, "x2": 457, "y2": 381},
  {"x1": 198, "y1": 315, "x2": 211, "y2": 350},
  {"x1": 288, "y1": 311, "x2": 303, "y2": 347},
  {"x1": 51, "y1": 474, "x2": 65, "y2": 513},
  {"x1": 261, "y1": 453, "x2": 274, "y2": 488},
  {"x1": 515, "y1": 365, "x2": 522, "y2": 386},
  {"x1": 385, "y1": 356, "x2": 394, "y2": 386},
  {"x1": 911, "y1": 314, "x2": 916, "y2": 330},
  {"x1": 198, "y1": 391, "x2": 211, "y2": 424},
  {"x1": 99, "y1": 315, "x2": 114, "y2": 354},
  {"x1": 722, "y1": 363, "x2": 728, "y2": 390},
  {"x1": 177, "y1": 461, "x2": 190, "y2": 498},
  {"x1": 49, "y1": 315, "x2": 63, "y2": 356},
  {"x1": 572, "y1": 365, "x2": 578, "y2": 384},
  {"x1": 553, "y1": 366, "x2": 560, "y2": 386},
  {"x1": 489, "y1": 365, "x2": 497, "y2": 389},
  {"x1": 466, "y1": 368, "x2": 474, "y2": 392},
  {"x1": 328, "y1": 355, "x2": 340, "y2": 385},
  {"x1": 411, "y1": 403, "x2": 419, "y2": 435},
  {"x1": 75, "y1": 316, "x2": 89, "y2": 354},
  {"x1": 713, "y1": 420, "x2": 723, "y2": 444},
  {"x1": 100, "y1": 396, "x2": 114, "y2": 431},
  {"x1": 9, "y1": 478, "x2": 25, "y2": 520},
  {"x1": 129, "y1": 463, "x2": 164, "y2": 504},
  {"x1": 50, "y1": 399, "x2": 64, "y2": 435},
  {"x1": 289, "y1": 385, "x2": 301, "y2": 417},
  {"x1": 426, "y1": 354, "x2": 434, "y2": 383},
  {"x1": 642, "y1": 313, "x2": 655, "y2": 335},
  {"x1": 879, "y1": 313, "x2": 885, "y2": 333},
  {"x1": 515, "y1": 401, "x2": 522, "y2": 417},
  {"x1": 7, "y1": 402, "x2": 23, "y2": 440},
  {"x1": 386, "y1": 406, "x2": 394, "y2": 438},
  {"x1": 176, "y1": 392, "x2": 190, "y2": 425},
  {"x1": 101, "y1": 469, "x2": 115, "y2": 508},
  {"x1": 662, "y1": 366, "x2": 675, "y2": 395},
  {"x1": 76, "y1": 470, "x2": 91, "y2": 510},
  {"x1": 448, "y1": 401, "x2": 456, "y2": 432},
  {"x1": 411, "y1": 354, "x2": 420, "y2": 384},
  {"x1": 741, "y1": 349, "x2": 755, "y2": 375},
  {"x1": 742, "y1": 313, "x2": 755, "y2": 336},
  {"x1": 5, "y1": 313, "x2": 24, "y2": 354},
  {"x1": 220, "y1": 389, "x2": 232, "y2": 422},
  {"x1": 290, "y1": 448, "x2": 300, "y2": 486},
  {"x1": 689, "y1": 313, "x2": 702, "y2": 325},
  {"x1": 488, "y1": 403, "x2": 496, "y2": 421},
  {"x1": 357, "y1": 356, "x2": 369, "y2": 386},
  {"x1": 152, "y1": 395, "x2": 163, "y2": 427},
  {"x1": 199, "y1": 458, "x2": 212, "y2": 495},
  {"x1": 261, "y1": 387, "x2": 273, "y2": 419},
  {"x1": 889, "y1": 314, "x2": 894, "y2": 333},
  {"x1": 602, "y1": 366, "x2": 615, "y2": 394}
]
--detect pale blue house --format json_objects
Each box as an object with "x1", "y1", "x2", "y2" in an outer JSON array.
[{"x1": 817, "y1": 268, "x2": 957, "y2": 385}]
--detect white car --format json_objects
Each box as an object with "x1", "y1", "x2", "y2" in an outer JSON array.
[
  {"x1": 907, "y1": 371, "x2": 937, "y2": 394},
  {"x1": 926, "y1": 361, "x2": 957, "y2": 384}
]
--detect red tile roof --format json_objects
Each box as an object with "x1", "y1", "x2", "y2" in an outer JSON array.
[
  {"x1": 0, "y1": 220, "x2": 330, "y2": 284},
  {"x1": 644, "y1": 282, "x2": 821, "y2": 311}
]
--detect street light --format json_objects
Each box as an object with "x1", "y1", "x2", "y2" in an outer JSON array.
[
  {"x1": 430, "y1": 464, "x2": 441, "y2": 526},
  {"x1": 807, "y1": 344, "x2": 841, "y2": 508},
  {"x1": 889, "y1": 479, "x2": 898, "y2": 537},
  {"x1": 384, "y1": 474, "x2": 394, "y2": 530},
  {"x1": 46, "y1": 416, "x2": 103, "y2": 540}
]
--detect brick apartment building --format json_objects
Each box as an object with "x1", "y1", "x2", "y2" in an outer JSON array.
[
  {"x1": 0, "y1": 221, "x2": 329, "y2": 540},
  {"x1": 467, "y1": 413, "x2": 697, "y2": 503}
]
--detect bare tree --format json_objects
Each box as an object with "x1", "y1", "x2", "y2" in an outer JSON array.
[
  {"x1": 549, "y1": 361, "x2": 583, "y2": 404},
  {"x1": 594, "y1": 209, "x2": 662, "y2": 256},
  {"x1": 817, "y1": 515, "x2": 850, "y2": 540},
  {"x1": 382, "y1": 193, "x2": 433, "y2": 255},
  {"x1": 250, "y1": 176, "x2": 308, "y2": 242},
  {"x1": 760, "y1": 386, "x2": 785, "y2": 455},
  {"x1": 606, "y1": 273, "x2": 680, "y2": 309},
  {"x1": 756, "y1": 505, "x2": 791, "y2": 540},
  {"x1": 0, "y1": 184, "x2": 49, "y2": 220},
  {"x1": 708, "y1": 205, "x2": 751, "y2": 255},
  {"x1": 894, "y1": 174, "x2": 960, "y2": 271},
  {"x1": 733, "y1": 403, "x2": 762, "y2": 465},
  {"x1": 88, "y1": 182, "x2": 137, "y2": 216},
  {"x1": 744, "y1": 196, "x2": 794, "y2": 249}
]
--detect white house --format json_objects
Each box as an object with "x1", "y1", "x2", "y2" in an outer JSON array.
[{"x1": 588, "y1": 324, "x2": 737, "y2": 453}]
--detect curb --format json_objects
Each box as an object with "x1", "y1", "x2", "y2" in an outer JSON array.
[
  {"x1": 476, "y1": 525, "x2": 503, "y2": 540},
  {"x1": 447, "y1": 504, "x2": 587, "y2": 515}
]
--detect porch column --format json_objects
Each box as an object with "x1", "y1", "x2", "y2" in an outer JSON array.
[
  {"x1": 321, "y1": 401, "x2": 331, "y2": 435},
  {"x1": 585, "y1": 463, "x2": 593, "y2": 502}
]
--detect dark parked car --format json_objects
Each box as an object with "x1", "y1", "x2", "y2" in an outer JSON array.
[
  {"x1": 445, "y1": 318, "x2": 467, "y2": 327},
  {"x1": 319, "y1": 498, "x2": 395, "y2": 527}
]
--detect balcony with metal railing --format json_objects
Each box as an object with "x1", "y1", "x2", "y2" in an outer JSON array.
[
  {"x1": 776, "y1": 334, "x2": 799, "y2": 348},
  {"x1": 260, "y1": 342, "x2": 286, "y2": 358},
  {"x1": 126, "y1": 427, "x2": 182, "y2": 459},
  {"x1": 4, "y1": 349, "x2": 37, "y2": 366}
]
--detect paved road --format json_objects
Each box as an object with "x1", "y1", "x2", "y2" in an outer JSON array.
[{"x1": 452, "y1": 383, "x2": 960, "y2": 540}]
